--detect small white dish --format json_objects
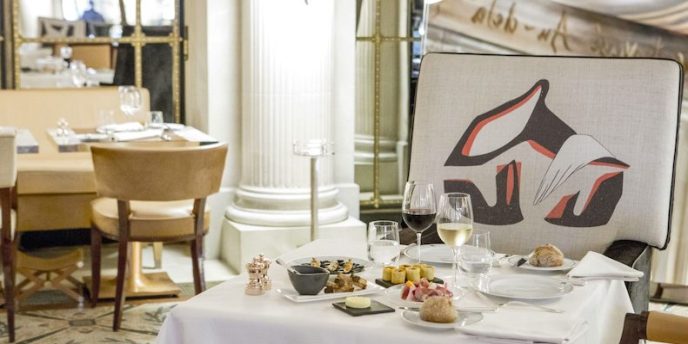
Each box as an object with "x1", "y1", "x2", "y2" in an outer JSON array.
[
  {"x1": 275, "y1": 281, "x2": 384, "y2": 303},
  {"x1": 478, "y1": 274, "x2": 573, "y2": 300},
  {"x1": 507, "y1": 255, "x2": 576, "y2": 271},
  {"x1": 400, "y1": 310, "x2": 482, "y2": 330}
]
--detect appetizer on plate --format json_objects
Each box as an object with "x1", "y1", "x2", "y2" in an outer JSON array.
[
  {"x1": 382, "y1": 264, "x2": 436, "y2": 285},
  {"x1": 324, "y1": 273, "x2": 368, "y2": 294},
  {"x1": 401, "y1": 278, "x2": 452, "y2": 302},
  {"x1": 305, "y1": 258, "x2": 364, "y2": 274}
]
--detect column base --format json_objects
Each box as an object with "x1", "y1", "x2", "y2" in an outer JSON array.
[{"x1": 221, "y1": 216, "x2": 366, "y2": 272}]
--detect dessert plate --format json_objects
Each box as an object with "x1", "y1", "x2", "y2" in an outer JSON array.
[
  {"x1": 478, "y1": 274, "x2": 573, "y2": 300},
  {"x1": 400, "y1": 310, "x2": 482, "y2": 330},
  {"x1": 507, "y1": 255, "x2": 576, "y2": 271}
]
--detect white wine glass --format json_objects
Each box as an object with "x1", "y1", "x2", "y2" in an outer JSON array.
[
  {"x1": 436, "y1": 192, "x2": 474, "y2": 292},
  {"x1": 367, "y1": 221, "x2": 400, "y2": 266},
  {"x1": 402, "y1": 181, "x2": 437, "y2": 263},
  {"x1": 118, "y1": 86, "x2": 142, "y2": 117}
]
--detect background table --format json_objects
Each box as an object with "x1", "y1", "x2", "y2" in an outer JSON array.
[{"x1": 157, "y1": 239, "x2": 633, "y2": 344}]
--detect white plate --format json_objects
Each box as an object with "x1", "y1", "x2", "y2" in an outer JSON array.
[
  {"x1": 400, "y1": 310, "x2": 482, "y2": 330},
  {"x1": 478, "y1": 274, "x2": 573, "y2": 300},
  {"x1": 148, "y1": 123, "x2": 185, "y2": 131},
  {"x1": 507, "y1": 255, "x2": 577, "y2": 271},
  {"x1": 286, "y1": 256, "x2": 373, "y2": 274},
  {"x1": 275, "y1": 281, "x2": 384, "y2": 303},
  {"x1": 403, "y1": 244, "x2": 454, "y2": 264}
]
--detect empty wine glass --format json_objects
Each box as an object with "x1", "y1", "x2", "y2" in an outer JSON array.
[
  {"x1": 367, "y1": 221, "x2": 400, "y2": 266},
  {"x1": 402, "y1": 181, "x2": 437, "y2": 263},
  {"x1": 69, "y1": 60, "x2": 87, "y2": 87},
  {"x1": 119, "y1": 86, "x2": 142, "y2": 117},
  {"x1": 436, "y1": 192, "x2": 474, "y2": 292}
]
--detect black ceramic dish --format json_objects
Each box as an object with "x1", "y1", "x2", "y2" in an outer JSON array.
[{"x1": 287, "y1": 265, "x2": 330, "y2": 295}]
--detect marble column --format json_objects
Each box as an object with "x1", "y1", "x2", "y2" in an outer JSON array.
[{"x1": 223, "y1": 0, "x2": 365, "y2": 271}]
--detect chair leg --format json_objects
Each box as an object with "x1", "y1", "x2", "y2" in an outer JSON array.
[
  {"x1": 113, "y1": 237, "x2": 128, "y2": 331},
  {"x1": 2, "y1": 240, "x2": 15, "y2": 343},
  {"x1": 90, "y1": 227, "x2": 102, "y2": 308},
  {"x1": 190, "y1": 239, "x2": 205, "y2": 294},
  {"x1": 153, "y1": 242, "x2": 163, "y2": 269}
]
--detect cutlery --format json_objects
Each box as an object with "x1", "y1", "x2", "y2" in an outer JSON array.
[
  {"x1": 516, "y1": 257, "x2": 527, "y2": 267},
  {"x1": 275, "y1": 258, "x2": 301, "y2": 275}
]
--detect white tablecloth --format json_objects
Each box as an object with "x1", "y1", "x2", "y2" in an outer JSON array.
[{"x1": 157, "y1": 239, "x2": 633, "y2": 344}]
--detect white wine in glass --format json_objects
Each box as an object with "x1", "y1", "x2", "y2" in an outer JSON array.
[{"x1": 437, "y1": 192, "x2": 474, "y2": 292}]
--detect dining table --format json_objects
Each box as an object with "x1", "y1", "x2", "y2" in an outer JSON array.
[{"x1": 156, "y1": 238, "x2": 634, "y2": 344}]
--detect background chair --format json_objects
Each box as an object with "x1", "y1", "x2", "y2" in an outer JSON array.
[
  {"x1": 89, "y1": 143, "x2": 227, "y2": 331},
  {"x1": 620, "y1": 311, "x2": 688, "y2": 343},
  {"x1": 0, "y1": 128, "x2": 17, "y2": 342},
  {"x1": 409, "y1": 53, "x2": 683, "y2": 312}
]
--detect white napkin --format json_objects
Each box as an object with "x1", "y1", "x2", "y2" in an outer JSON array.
[
  {"x1": 567, "y1": 251, "x2": 643, "y2": 281},
  {"x1": 458, "y1": 309, "x2": 588, "y2": 344},
  {"x1": 148, "y1": 122, "x2": 185, "y2": 131},
  {"x1": 97, "y1": 122, "x2": 144, "y2": 133},
  {"x1": 113, "y1": 129, "x2": 162, "y2": 142}
]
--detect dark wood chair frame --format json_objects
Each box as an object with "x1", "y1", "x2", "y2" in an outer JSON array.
[
  {"x1": 90, "y1": 198, "x2": 207, "y2": 331},
  {"x1": 1, "y1": 186, "x2": 17, "y2": 342}
]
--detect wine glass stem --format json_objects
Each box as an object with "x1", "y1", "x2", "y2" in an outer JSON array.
[
  {"x1": 453, "y1": 245, "x2": 461, "y2": 289},
  {"x1": 416, "y1": 232, "x2": 422, "y2": 263}
]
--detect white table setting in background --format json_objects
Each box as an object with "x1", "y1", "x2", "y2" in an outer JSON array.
[{"x1": 157, "y1": 239, "x2": 635, "y2": 344}]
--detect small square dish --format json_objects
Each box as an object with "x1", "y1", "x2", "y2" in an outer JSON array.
[{"x1": 332, "y1": 300, "x2": 394, "y2": 316}]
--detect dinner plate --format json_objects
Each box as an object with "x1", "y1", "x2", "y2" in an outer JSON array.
[
  {"x1": 400, "y1": 310, "x2": 482, "y2": 330},
  {"x1": 287, "y1": 256, "x2": 372, "y2": 274},
  {"x1": 507, "y1": 255, "x2": 577, "y2": 271},
  {"x1": 478, "y1": 274, "x2": 573, "y2": 300},
  {"x1": 275, "y1": 281, "x2": 385, "y2": 303},
  {"x1": 148, "y1": 122, "x2": 185, "y2": 131},
  {"x1": 403, "y1": 244, "x2": 454, "y2": 264}
]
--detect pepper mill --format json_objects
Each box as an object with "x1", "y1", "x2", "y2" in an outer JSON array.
[{"x1": 257, "y1": 254, "x2": 272, "y2": 291}]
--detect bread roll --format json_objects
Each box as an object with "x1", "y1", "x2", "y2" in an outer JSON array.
[
  {"x1": 420, "y1": 296, "x2": 457, "y2": 323},
  {"x1": 528, "y1": 244, "x2": 564, "y2": 267}
]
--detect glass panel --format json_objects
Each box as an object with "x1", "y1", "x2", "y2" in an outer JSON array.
[
  {"x1": 21, "y1": 0, "x2": 125, "y2": 38},
  {"x1": 139, "y1": 0, "x2": 176, "y2": 26}
]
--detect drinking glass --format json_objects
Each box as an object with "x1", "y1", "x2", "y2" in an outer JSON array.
[
  {"x1": 97, "y1": 110, "x2": 115, "y2": 140},
  {"x1": 60, "y1": 45, "x2": 73, "y2": 64},
  {"x1": 402, "y1": 181, "x2": 436, "y2": 263},
  {"x1": 69, "y1": 60, "x2": 87, "y2": 87},
  {"x1": 119, "y1": 86, "x2": 142, "y2": 117},
  {"x1": 461, "y1": 230, "x2": 493, "y2": 278},
  {"x1": 367, "y1": 221, "x2": 400, "y2": 266},
  {"x1": 436, "y1": 192, "x2": 474, "y2": 291},
  {"x1": 148, "y1": 111, "x2": 164, "y2": 127}
]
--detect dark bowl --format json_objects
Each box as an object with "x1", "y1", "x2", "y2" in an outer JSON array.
[{"x1": 288, "y1": 265, "x2": 330, "y2": 295}]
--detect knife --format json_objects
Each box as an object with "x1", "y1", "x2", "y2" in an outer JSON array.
[{"x1": 516, "y1": 257, "x2": 527, "y2": 267}]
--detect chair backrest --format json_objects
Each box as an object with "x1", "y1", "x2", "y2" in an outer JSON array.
[
  {"x1": 410, "y1": 53, "x2": 683, "y2": 258},
  {"x1": 0, "y1": 128, "x2": 16, "y2": 188},
  {"x1": 90, "y1": 143, "x2": 227, "y2": 201}
]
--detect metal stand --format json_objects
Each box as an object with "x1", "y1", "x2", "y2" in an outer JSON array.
[{"x1": 293, "y1": 140, "x2": 333, "y2": 241}]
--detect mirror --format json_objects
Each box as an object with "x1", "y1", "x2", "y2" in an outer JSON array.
[
  {"x1": 14, "y1": 0, "x2": 183, "y2": 123},
  {"x1": 355, "y1": 0, "x2": 415, "y2": 209}
]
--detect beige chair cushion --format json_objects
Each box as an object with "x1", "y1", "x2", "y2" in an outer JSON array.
[{"x1": 91, "y1": 198, "x2": 209, "y2": 241}]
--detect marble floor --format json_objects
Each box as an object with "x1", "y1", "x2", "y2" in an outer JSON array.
[{"x1": 0, "y1": 243, "x2": 236, "y2": 343}]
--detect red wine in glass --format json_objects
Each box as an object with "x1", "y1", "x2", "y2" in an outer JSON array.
[{"x1": 402, "y1": 181, "x2": 437, "y2": 263}]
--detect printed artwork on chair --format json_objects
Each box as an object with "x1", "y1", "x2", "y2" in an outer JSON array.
[{"x1": 444, "y1": 80, "x2": 629, "y2": 228}]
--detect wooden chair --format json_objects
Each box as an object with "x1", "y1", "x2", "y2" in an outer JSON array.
[
  {"x1": 620, "y1": 311, "x2": 688, "y2": 344},
  {"x1": 0, "y1": 129, "x2": 17, "y2": 342},
  {"x1": 89, "y1": 143, "x2": 227, "y2": 331}
]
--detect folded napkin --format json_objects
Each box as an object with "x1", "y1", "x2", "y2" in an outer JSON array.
[
  {"x1": 567, "y1": 251, "x2": 643, "y2": 281},
  {"x1": 97, "y1": 122, "x2": 144, "y2": 133},
  {"x1": 148, "y1": 122, "x2": 185, "y2": 131},
  {"x1": 113, "y1": 129, "x2": 162, "y2": 142},
  {"x1": 458, "y1": 309, "x2": 587, "y2": 344}
]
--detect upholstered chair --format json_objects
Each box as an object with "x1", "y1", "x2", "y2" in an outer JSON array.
[
  {"x1": 620, "y1": 311, "x2": 688, "y2": 343},
  {"x1": 89, "y1": 143, "x2": 227, "y2": 331},
  {"x1": 409, "y1": 53, "x2": 683, "y2": 313},
  {"x1": 0, "y1": 128, "x2": 17, "y2": 342}
]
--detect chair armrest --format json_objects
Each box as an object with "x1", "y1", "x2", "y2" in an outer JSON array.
[
  {"x1": 604, "y1": 240, "x2": 651, "y2": 313},
  {"x1": 647, "y1": 311, "x2": 688, "y2": 343}
]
